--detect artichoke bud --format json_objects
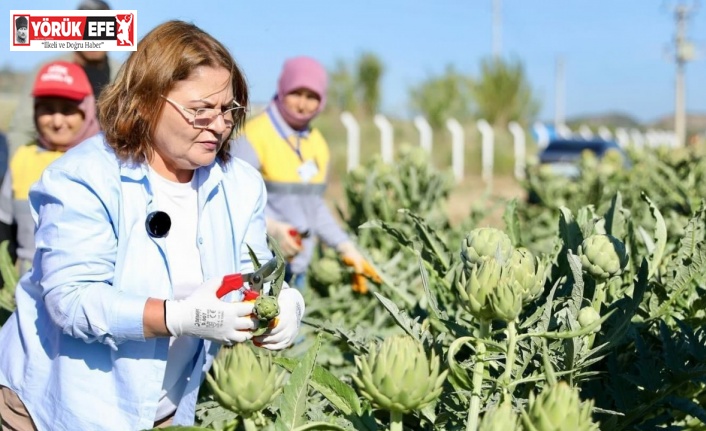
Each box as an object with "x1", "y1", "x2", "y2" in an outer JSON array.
[
  {"x1": 458, "y1": 258, "x2": 502, "y2": 320},
  {"x1": 488, "y1": 277, "x2": 524, "y2": 322},
  {"x1": 479, "y1": 401, "x2": 520, "y2": 431},
  {"x1": 579, "y1": 234, "x2": 628, "y2": 280},
  {"x1": 577, "y1": 307, "x2": 601, "y2": 332},
  {"x1": 253, "y1": 295, "x2": 279, "y2": 321},
  {"x1": 406, "y1": 146, "x2": 429, "y2": 170},
  {"x1": 506, "y1": 247, "x2": 546, "y2": 304},
  {"x1": 348, "y1": 166, "x2": 367, "y2": 183},
  {"x1": 461, "y1": 228, "x2": 514, "y2": 268},
  {"x1": 206, "y1": 344, "x2": 286, "y2": 417},
  {"x1": 312, "y1": 256, "x2": 344, "y2": 285},
  {"x1": 351, "y1": 335, "x2": 448, "y2": 414},
  {"x1": 523, "y1": 381, "x2": 600, "y2": 431}
]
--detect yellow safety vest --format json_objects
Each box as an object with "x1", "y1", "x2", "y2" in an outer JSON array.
[
  {"x1": 243, "y1": 109, "x2": 329, "y2": 195},
  {"x1": 11, "y1": 143, "x2": 63, "y2": 200}
]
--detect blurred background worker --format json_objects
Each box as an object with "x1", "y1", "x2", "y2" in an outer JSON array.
[
  {"x1": 6, "y1": 0, "x2": 120, "y2": 157},
  {"x1": 0, "y1": 60, "x2": 100, "y2": 275},
  {"x1": 233, "y1": 56, "x2": 380, "y2": 293}
]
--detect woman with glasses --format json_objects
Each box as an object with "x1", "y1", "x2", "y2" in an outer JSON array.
[
  {"x1": 0, "y1": 20, "x2": 305, "y2": 431},
  {"x1": 233, "y1": 56, "x2": 380, "y2": 293}
]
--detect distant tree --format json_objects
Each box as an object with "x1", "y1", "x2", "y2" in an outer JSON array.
[
  {"x1": 328, "y1": 59, "x2": 357, "y2": 113},
  {"x1": 408, "y1": 65, "x2": 474, "y2": 130},
  {"x1": 356, "y1": 52, "x2": 384, "y2": 116},
  {"x1": 472, "y1": 56, "x2": 540, "y2": 127}
]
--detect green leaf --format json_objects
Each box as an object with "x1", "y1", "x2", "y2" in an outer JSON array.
[
  {"x1": 0, "y1": 240, "x2": 18, "y2": 312},
  {"x1": 417, "y1": 250, "x2": 441, "y2": 319},
  {"x1": 266, "y1": 234, "x2": 286, "y2": 297},
  {"x1": 246, "y1": 244, "x2": 261, "y2": 269},
  {"x1": 372, "y1": 292, "x2": 426, "y2": 342},
  {"x1": 558, "y1": 206, "x2": 583, "y2": 253},
  {"x1": 275, "y1": 334, "x2": 322, "y2": 431},
  {"x1": 275, "y1": 357, "x2": 362, "y2": 416},
  {"x1": 641, "y1": 192, "x2": 667, "y2": 279},
  {"x1": 292, "y1": 422, "x2": 347, "y2": 431},
  {"x1": 502, "y1": 198, "x2": 522, "y2": 246}
]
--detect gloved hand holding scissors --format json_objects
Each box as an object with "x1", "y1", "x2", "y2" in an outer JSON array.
[
  {"x1": 214, "y1": 256, "x2": 305, "y2": 350},
  {"x1": 164, "y1": 277, "x2": 258, "y2": 345}
]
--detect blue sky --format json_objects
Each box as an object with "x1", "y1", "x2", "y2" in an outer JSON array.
[{"x1": 3, "y1": 1, "x2": 705, "y2": 124}]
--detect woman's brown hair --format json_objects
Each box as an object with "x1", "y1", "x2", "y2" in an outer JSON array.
[{"x1": 98, "y1": 20, "x2": 248, "y2": 164}]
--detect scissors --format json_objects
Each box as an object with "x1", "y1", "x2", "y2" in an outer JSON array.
[{"x1": 216, "y1": 256, "x2": 280, "y2": 299}]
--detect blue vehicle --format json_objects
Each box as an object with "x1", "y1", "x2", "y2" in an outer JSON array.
[{"x1": 538, "y1": 138, "x2": 627, "y2": 178}]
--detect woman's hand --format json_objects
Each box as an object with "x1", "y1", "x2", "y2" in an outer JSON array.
[
  {"x1": 162, "y1": 278, "x2": 258, "y2": 345},
  {"x1": 266, "y1": 219, "x2": 303, "y2": 259},
  {"x1": 253, "y1": 288, "x2": 305, "y2": 350}
]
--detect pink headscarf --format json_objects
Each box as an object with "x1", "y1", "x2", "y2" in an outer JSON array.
[{"x1": 274, "y1": 56, "x2": 328, "y2": 130}]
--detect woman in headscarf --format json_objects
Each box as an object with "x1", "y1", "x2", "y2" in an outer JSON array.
[
  {"x1": 233, "y1": 56, "x2": 380, "y2": 293},
  {"x1": 0, "y1": 60, "x2": 100, "y2": 274}
]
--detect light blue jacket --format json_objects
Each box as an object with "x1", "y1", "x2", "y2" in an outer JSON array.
[{"x1": 0, "y1": 134, "x2": 273, "y2": 431}]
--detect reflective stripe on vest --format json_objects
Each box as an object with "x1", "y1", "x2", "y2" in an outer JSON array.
[{"x1": 264, "y1": 181, "x2": 326, "y2": 196}]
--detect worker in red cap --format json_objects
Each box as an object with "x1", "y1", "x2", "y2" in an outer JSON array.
[
  {"x1": 0, "y1": 60, "x2": 99, "y2": 275},
  {"x1": 7, "y1": 0, "x2": 120, "y2": 157}
]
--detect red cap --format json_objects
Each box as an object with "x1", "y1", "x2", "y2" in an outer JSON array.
[{"x1": 31, "y1": 61, "x2": 93, "y2": 101}]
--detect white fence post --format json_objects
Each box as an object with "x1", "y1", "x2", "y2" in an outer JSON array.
[
  {"x1": 508, "y1": 121, "x2": 526, "y2": 181},
  {"x1": 578, "y1": 124, "x2": 593, "y2": 139},
  {"x1": 340, "y1": 111, "x2": 360, "y2": 171},
  {"x1": 533, "y1": 122, "x2": 550, "y2": 150},
  {"x1": 597, "y1": 126, "x2": 613, "y2": 141},
  {"x1": 557, "y1": 124, "x2": 573, "y2": 138},
  {"x1": 414, "y1": 115, "x2": 433, "y2": 154},
  {"x1": 477, "y1": 119, "x2": 495, "y2": 187},
  {"x1": 630, "y1": 129, "x2": 645, "y2": 149},
  {"x1": 645, "y1": 129, "x2": 660, "y2": 148},
  {"x1": 615, "y1": 128, "x2": 630, "y2": 148},
  {"x1": 373, "y1": 114, "x2": 394, "y2": 164},
  {"x1": 446, "y1": 118, "x2": 464, "y2": 183}
]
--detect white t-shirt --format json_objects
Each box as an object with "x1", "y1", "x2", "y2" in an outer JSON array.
[{"x1": 149, "y1": 168, "x2": 203, "y2": 421}]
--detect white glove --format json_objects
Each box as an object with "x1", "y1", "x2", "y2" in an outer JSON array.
[
  {"x1": 165, "y1": 277, "x2": 257, "y2": 345},
  {"x1": 266, "y1": 219, "x2": 303, "y2": 259},
  {"x1": 253, "y1": 288, "x2": 305, "y2": 350}
]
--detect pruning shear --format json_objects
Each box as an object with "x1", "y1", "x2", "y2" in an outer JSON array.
[
  {"x1": 215, "y1": 256, "x2": 280, "y2": 299},
  {"x1": 288, "y1": 228, "x2": 311, "y2": 247}
]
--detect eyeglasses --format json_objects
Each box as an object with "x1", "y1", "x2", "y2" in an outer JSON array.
[{"x1": 161, "y1": 95, "x2": 245, "y2": 129}]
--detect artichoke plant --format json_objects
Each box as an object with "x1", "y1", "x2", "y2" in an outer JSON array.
[
  {"x1": 488, "y1": 279, "x2": 524, "y2": 323},
  {"x1": 352, "y1": 335, "x2": 447, "y2": 426},
  {"x1": 522, "y1": 381, "x2": 600, "y2": 431},
  {"x1": 206, "y1": 344, "x2": 286, "y2": 419},
  {"x1": 577, "y1": 306, "x2": 601, "y2": 332},
  {"x1": 506, "y1": 247, "x2": 546, "y2": 304},
  {"x1": 461, "y1": 227, "x2": 514, "y2": 267},
  {"x1": 479, "y1": 401, "x2": 521, "y2": 431},
  {"x1": 456, "y1": 257, "x2": 502, "y2": 321},
  {"x1": 579, "y1": 234, "x2": 628, "y2": 280},
  {"x1": 310, "y1": 255, "x2": 344, "y2": 285}
]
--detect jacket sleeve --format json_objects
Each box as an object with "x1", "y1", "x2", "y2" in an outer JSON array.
[
  {"x1": 231, "y1": 136, "x2": 262, "y2": 171},
  {"x1": 312, "y1": 193, "x2": 349, "y2": 249},
  {"x1": 30, "y1": 167, "x2": 147, "y2": 348}
]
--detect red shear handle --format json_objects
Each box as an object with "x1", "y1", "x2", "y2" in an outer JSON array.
[
  {"x1": 288, "y1": 228, "x2": 303, "y2": 247},
  {"x1": 216, "y1": 273, "x2": 245, "y2": 299}
]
